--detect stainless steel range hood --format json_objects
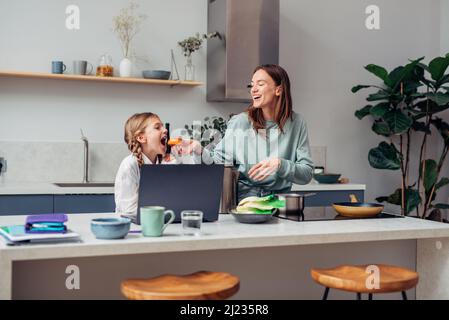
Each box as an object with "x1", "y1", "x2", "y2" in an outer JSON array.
[{"x1": 207, "y1": 0, "x2": 280, "y2": 102}]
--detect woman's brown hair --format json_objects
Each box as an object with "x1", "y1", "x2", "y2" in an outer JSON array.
[
  {"x1": 247, "y1": 64, "x2": 293, "y2": 133},
  {"x1": 124, "y1": 112, "x2": 160, "y2": 167}
]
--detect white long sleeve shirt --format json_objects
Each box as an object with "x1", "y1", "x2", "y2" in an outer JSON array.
[{"x1": 114, "y1": 153, "x2": 176, "y2": 216}]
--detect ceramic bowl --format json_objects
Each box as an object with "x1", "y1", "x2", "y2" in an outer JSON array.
[
  {"x1": 229, "y1": 209, "x2": 277, "y2": 224},
  {"x1": 314, "y1": 173, "x2": 341, "y2": 184},
  {"x1": 142, "y1": 70, "x2": 171, "y2": 80},
  {"x1": 91, "y1": 217, "x2": 131, "y2": 239}
]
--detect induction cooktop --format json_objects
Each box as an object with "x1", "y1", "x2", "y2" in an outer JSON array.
[{"x1": 275, "y1": 206, "x2": 403, "y2": 222}]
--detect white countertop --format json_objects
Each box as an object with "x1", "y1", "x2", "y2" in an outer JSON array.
[
  {"x1": 0, "y1": 182, "x2": 365, "y2": 195},
  {"x1": 1, "y1": 212, "x2": 448, "y2": 261},
  {"x1": 291, "y1": 182, "x2": 365, "y2": 191}
]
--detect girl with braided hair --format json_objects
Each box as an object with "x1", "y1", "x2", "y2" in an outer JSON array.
[{"x1": 114, "y1": 112, "x2": 177, "y2": 216}]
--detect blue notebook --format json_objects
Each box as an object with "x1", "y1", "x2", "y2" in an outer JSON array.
[{"x1": 25, "y1": 214, "x2": 68, "y2": 233}]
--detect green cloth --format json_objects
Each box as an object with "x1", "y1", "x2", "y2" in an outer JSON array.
[
  {"x1": 205, "y1": 111, "x2": 314, "y2": 201},
  {"x1": 237, "y1": 195, "x2": 286, "y2": 214}
]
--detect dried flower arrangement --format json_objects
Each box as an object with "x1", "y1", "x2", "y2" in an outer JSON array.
[{"x1": 112, "y1": 1, "x2": 147, "y2": 58}]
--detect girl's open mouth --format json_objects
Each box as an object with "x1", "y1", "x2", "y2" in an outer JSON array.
[{"x1": 160, "y1": 136, "x2": 167, "y2": 147}]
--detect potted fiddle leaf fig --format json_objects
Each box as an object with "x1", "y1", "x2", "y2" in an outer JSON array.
[{"x1": 353, "y1": 54, "x2": 449, "y2": 220}]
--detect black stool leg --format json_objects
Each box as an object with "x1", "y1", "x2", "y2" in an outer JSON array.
[
  {"x1": 357, "y1": 293, "x2": 362, "y2": 300},
  {"x1": 368, "y1": 293, "x2": 373, "y2": 300},
  {"x1": 401, "y1": 291, "x2": 408, "y2": 300},
  {"x1": 322, "y1": 287, "x2": 330, "y2": 300}
]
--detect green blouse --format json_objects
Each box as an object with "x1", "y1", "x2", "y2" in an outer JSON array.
[{"x1": 205, "y1": 111, "x2": 314, "y2": 200}]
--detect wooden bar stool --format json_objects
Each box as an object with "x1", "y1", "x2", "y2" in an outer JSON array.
[
  {"x1": 121, "y1": 271, "x2": 240, "y2": 300},
  {"x1": 311, "y1": 264, "x2": 419, "y2": 300}
]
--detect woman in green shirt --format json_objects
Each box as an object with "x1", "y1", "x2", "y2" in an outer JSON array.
[{"x1": 181, "y1": 64, "x2": 314, "y2": 202}]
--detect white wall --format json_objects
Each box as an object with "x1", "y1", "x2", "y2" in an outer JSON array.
[
  {"x1": 440, "y1": 0, "x2": 449, "y2": 207},
  {"x1": 0, "y1": 0, "x2": 245, "y2": 144},
  {"x1": 280, "y1": 0, "x2": 441, "y2": 206},
  {"x1": 0, "y1": 0, "x2": 445, "y2": 204},
  {"x1": 442, "y1": 0, "x2": 449, "y2": 54}
]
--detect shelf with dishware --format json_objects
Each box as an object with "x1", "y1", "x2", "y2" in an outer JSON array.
[{"x1": 0, "y1": 70, "x2": 203, "y2": 87}]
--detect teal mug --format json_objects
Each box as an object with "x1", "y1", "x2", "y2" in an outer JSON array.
[
  {"x1": 52, "y1": 61, "x2": 66, "y2": 74},
  {"x1": 140, "y1": 206, "x2": 175, "y2": 237}
]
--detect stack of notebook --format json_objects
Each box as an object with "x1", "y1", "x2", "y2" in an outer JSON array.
[
  {"x1": 25, "y1": 214, "x2": 68, "y2": 233},
  {"x1": 0, "y1": 214, "x2": 80, "y2": 245}
]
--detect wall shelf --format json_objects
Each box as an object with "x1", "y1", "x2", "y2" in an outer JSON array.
[{"x1": 0, "y1": 71, "x2": 203, "y2": 87}]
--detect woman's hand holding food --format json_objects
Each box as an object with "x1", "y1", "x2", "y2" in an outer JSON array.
[
  {"x1": 171, "y1": 137, "x2": 202, "y2": 156},
  {"x1": 248, "y1": 158, "x2": 281, "y2": 181}
]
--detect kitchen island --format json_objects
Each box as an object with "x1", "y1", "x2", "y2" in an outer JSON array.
[{"x1": 1, "y1": 211, "x2": 449, "y2": 299}]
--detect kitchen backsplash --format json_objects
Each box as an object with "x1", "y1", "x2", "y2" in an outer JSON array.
[
  {"x1": 0, "y1": 141, "x2": 129, "y2": 183},
  {"x1": 0, "y1": 142, "x2": 326, "y2": 183}
]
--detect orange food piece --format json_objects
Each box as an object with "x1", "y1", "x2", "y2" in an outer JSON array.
[{"x1": 167, "y1": 137, "x2": 182, "y2": 146}]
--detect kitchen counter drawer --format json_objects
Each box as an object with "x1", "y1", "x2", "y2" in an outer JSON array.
[
  {"x1": 0, "y1": 190, "x2": 363, "y2": 215},
  {"x1": 0, "y1": 195, "x2": 53, "y2": 215},
  {"x1": 0, "y1": 194, "x2": 115, "y2": 215},
  {"x1": 53, "y1": 194, "x2": 115, "y2": 214}
]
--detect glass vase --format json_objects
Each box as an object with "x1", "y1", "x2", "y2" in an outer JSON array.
[{"x1": 184, "y1": 55, "x2": 195, "y2": 81}]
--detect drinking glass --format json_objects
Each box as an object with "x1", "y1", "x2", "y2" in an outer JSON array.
[{"x1": 181, "y1": 210, "x2": 203, "y2": 236}]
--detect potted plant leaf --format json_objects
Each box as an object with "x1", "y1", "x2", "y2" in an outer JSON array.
[
  {"x1": 183, "y1": 114, "x2": 234, "y2": 148},
  {"x1": 353, "y1": 54, "x2": 449, "y2": 220},
  {"x1": 178, "y1": 32, "x2": 220, "y2": 81}
]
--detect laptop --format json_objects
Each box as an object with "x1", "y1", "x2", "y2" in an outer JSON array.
[{"x1": 126, "y1": 164, "x2": 224, "y2": 225}]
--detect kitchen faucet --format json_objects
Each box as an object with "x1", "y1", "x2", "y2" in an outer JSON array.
[{"x1": 80, "y1": 129, "x2": 89, "y2": 183}]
